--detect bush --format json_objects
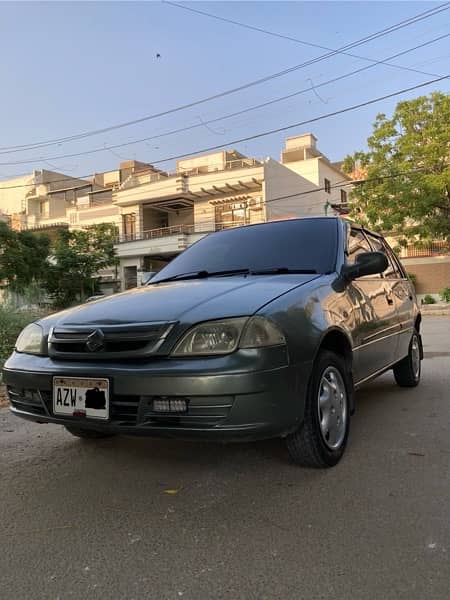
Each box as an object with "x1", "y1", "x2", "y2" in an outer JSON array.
[
  {"x1": 440, "y1": 286, "x2": 450, "y2": 303},
  {"x1": 0, "y1": 304, "x2": 40, "y2": 369},
  {"x1": 423, "y1": 294, "x2": 436, "y2": 305}
]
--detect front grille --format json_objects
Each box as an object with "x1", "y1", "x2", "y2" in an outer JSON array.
[
  {"x1": 7, "y1": 387, "x2": 48, "y2": 417},
  {"x1": 9, "y1": 387, "x2": 233, "y2": 429},
  {"x1": 49, "y1": 321, "x2": 175, "y2": 360},
  {"x1": 110, "y1": 395, "x2": 140, "y2": 424},
  {"x1": 9, "y1": 387, "x2": 140, "y2": 425}
]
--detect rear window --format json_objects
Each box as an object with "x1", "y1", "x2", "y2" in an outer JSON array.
[{"x1": 152, "y1": 218, "x2": 338, "y2": 281}]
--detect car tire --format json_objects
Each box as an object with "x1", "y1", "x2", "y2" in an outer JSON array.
[
  {"x1": 286, "y1": 350, "x2": 351, "y2": 468},
  {"x1": 64, "y1": 426, "x2": 116, "y2": 440},
  {"x1": 393, "y1": 331, "x2": 421, "y2": 387}
]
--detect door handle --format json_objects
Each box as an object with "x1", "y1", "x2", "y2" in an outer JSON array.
[{"x1": 384, "y1": 288, "x2": 394, "y2": 306}]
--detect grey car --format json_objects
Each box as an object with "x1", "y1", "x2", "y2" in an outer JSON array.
[{"x1": 3, "y1": 217, "x2": 422, "y2": 467}]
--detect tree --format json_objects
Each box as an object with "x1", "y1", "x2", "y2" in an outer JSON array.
[
  {"x1": 46, "y1": 223, "x2": 118, "y2": 308},
  {"x1": 343, "y1": 92, "x2": 450, "y2": 244},
  {"x1": 0, "y1": 222, "x2": 51, "y2": 293}
]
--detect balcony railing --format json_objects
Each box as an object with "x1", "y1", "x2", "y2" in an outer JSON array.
[
  {"x1": 180, "y1": 158, "x2": 261, "y2": 176},
  {"x1": 402, "y1": 240, "x2": 450, "y2": 258},
  {"x1": 143, "y1": 224, "x2": 196, "y2": 239},
  {"x1": 117, "y1": 219, "x2": 264, "y2": 244}
]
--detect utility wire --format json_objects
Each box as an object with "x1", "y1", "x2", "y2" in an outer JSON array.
[
  {"x1": 163, "y1": 0, "x2": 447, "y2": 79},
  {"x1": 118, "y1": 75, "x2": 450, "y2": 169},
  {"x1": 0, "y1": 2, "x2": 448, "y2": 154},
  {"x1": 0, "y1": 74, "x2": 447, "y2": 191},
  {"x1": 0, "y1": 40, "x2": 448, "y2": 168}
]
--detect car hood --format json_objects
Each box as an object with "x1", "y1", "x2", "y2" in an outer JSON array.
[{"x1": 44, "y1": 274, "x2": 320, "y2": 327}]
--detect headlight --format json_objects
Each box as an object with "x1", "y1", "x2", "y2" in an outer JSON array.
[
  {"x1": 15, "y1": 323, "x2": 45, "y2": 355},
  {"x1": 172, "y1": 316, "x2": 285, "y2": 356},
  {"x1": 240, "y1": 316, "x2": 286, "y2": 348}
]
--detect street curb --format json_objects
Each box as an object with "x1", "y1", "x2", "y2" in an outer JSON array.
[{"x1": 421, "y1": 304, "x2": 450, "y2": 316}]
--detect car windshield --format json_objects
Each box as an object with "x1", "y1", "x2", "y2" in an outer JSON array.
[{"x1": 151, "y1": 218, "x2": 338, "y2": 283}]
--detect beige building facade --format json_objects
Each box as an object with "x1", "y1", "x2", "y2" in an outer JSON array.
[{"x1": 0, "y1": 135, "x2": 352, "y2": 291}]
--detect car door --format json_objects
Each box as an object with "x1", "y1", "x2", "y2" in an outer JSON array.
[
  {"x1": 380, "y1": 238, "x2": 416, "y2": 361},
  {"x1": 346, "y1": 228, "x2": 400, "y2": 383}
]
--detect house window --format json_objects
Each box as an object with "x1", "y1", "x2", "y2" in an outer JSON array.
[
  {"x1": 324, "y1": 178, "x2": 331, "y2": 194},
  {"x1": 341, "y1": 189, "x2": 347, "y2": 203},
  {"x1": 215, "y1": 202, "x2": 247, "y2": 230},
  {"x1": 122, "y1": 213, "x2": 136, "y2": 241},
  {"x1": 39, "y1": 199, "x2": 49, "y2": 217}
]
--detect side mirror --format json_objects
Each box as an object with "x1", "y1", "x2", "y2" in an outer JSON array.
[{"x1": 341, "y1": 251, "x2": 388, "y2": 281}]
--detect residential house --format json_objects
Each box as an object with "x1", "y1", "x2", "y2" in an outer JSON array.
[
  {"x1": 112, "y1": 140, "x2": 352, "y2": 289},
  {"x1": 0, "y1": 135, "x2": 353, "y2": 292}
]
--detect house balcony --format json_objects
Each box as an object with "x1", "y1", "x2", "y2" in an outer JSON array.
[
  {"x1": 113, "y1": 160, "x2": 264, "y2": 207},
  {"x1": 115, "y1": 224, "x2": 203, "y2": 259},
  {"x1": 115, "y1": 219, "x2": 266, "y2": 259}
]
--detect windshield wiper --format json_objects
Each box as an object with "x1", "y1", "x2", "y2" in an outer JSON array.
[
  {"x1": 250, "y1": 267, "x2": 318, "y2": 275},
  {"x1": 152, "y1": 268, "x2": 250, "y2": 284}
]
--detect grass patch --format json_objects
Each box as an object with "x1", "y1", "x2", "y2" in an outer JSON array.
[{"x1": 0, "y1": 304, "x2": 41, "y2": 369}]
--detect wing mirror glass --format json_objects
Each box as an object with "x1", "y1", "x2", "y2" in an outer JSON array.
[{"x1": 342, "y1": 251, "x2": 388, "y2": 280}]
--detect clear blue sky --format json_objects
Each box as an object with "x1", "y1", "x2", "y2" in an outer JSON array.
[{"x1": 0, "y1": 1, "x2": 448, "y2": 179}]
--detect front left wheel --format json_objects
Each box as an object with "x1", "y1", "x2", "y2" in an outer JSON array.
[{"x1": 286, "y1": 350, "x2": 351, "y2": 468}]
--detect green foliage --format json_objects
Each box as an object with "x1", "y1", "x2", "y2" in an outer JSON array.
[
  {"x1": 423, "y1": 294, "x2": 436, "y2": 305},
  {"x1": 439, "y1": 286, "x2": 450, "y2": 303},
  {"x1": 45, "y1": 224, "x2": 118, "y2": 308},
  {"x1": 344, "y1": 92, "x2": 450, "y2": 242},
  {"x1": 0, "y1": 222, "x2": 51, "y2": 292},
  {"x1": 0, "y1": 304, "x2": 40, "y2": 367}
]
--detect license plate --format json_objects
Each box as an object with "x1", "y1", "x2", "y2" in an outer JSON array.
[{"x1": 53, "y1": 377, "x2": 109, "y2": 420}]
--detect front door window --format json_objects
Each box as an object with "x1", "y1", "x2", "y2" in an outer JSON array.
[
  {"x1": 215, "y1": 202, "x2": 247, "y2": 230},
  {"x1": 122, "y1": 213, "x2": 136, "y2": 241}
]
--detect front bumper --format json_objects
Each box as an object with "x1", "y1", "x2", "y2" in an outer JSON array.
[{"x1": 3, "y1": 348, "x2": 312, "y2": 442}]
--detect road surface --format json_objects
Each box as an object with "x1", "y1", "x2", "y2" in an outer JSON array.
[{"x1": 1, "y1": 316, "x2": 449, "y2": 599}]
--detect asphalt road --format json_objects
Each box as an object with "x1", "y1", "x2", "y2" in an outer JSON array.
[{"x1": 1, "y1": 317, "x2": 449, "y2": 600}]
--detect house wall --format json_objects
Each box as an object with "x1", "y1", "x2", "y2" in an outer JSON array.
[
  {"x1": 317, "y1": 160, "x2": 351, "y2": 206},
  {"x1": 0, "y1": 174, "x2": 34, "y2": 214},
  {"x1": 194, "y1": 197, "x2": 216, "y2": 231},
  {"x1": 283, "y1": 158, "x2": 320, "y2": 186},
  {"x1": 169, "y1": 209, "x2": 194, "y2": 227},
  {"x1": 401, "y1": 256, "x2": 450, "y2": 296},
  {"x1": 35, "y1": 170, "x2": 92, "y2": 193},
  {"x1": 282, "y1": 157, "x2": 351, "y2": 207},
  {"x1": 177, "y1": 152, "x2": 225, "y2": 172},
  {"x1": 263, "y1": 159, "x2": 323, "y2": 220},
  {"x1": 47, "y1": 194, "x2": 69, "y2": 218}
]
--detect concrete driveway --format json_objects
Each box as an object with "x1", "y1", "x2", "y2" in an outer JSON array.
[{"x1": 1, "y1": 317, "x2": 449, "y2": 600}]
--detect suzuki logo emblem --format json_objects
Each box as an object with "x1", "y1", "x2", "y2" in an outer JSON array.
[{"x1": 86, "y1": 329, "x2": 105, "y2": 352}]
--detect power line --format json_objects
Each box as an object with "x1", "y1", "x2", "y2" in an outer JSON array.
[
  {"x1": 0, "y1": 3, "x2": 448, "y2": 155},
  {"x1": 0, "y1": 74, "x2": 447, "y2": 192},
  {"x1": 122, "y1": 75, "x2": 450, "y2": 168},
  {"x1": 163, "y1": 0, "x2": 446, "y2": 79},
  {"x1": 0, "y1": 37, "x2": 448, "y2": 168}
]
